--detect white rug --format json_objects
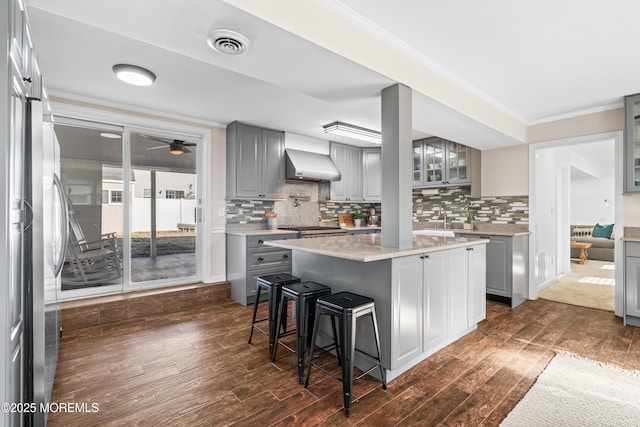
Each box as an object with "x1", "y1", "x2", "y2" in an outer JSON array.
[{"x1": 501, "y1": 352, "x2": 640, "y2": 426}]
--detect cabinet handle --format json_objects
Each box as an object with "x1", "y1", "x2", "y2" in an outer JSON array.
[
  {"x1": 23, "y1": 76, "x2": 32, "y2": 83},
  {"x1": 258, "y1": 239, "x2": 264, "y2": 244},
  {"x1": 282, "y1": 254, "x2": 289, "y2": 259},
  {"x1": 424, "y1": 254, "x2": 429, "y2": 259},
  {"x1": 467, "y1": 247, "x2": 474, "y2": 251},
  {"x1": 257, "y1": 257, "x2": 264, "y2": 261}
]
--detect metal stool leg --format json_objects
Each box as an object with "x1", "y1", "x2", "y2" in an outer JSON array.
[
  {"x1": 370, "y1": 309, "x2": 386, "y2": 389},
  {"x1": 304, "y1": 307, "x2": 323, "y2": 388},
  {"x1": 342, "y1": 312, "x2": 356, "y2": 417},
  {"x1": 248, "y1": 282, "x2": 263, "y2": 344},
  {"x1": 271, "y1": 292, "x2": 290, "y2": 362}
]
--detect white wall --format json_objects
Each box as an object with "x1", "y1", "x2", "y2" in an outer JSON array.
[
  {"x1": 534, "y1": 149, "x2": 559, "y2": 286},
  {"x1": 481, "y1": 144, "x2": 529, "y2": 196},
  {"x1": 285, "y1": 132, "x2": 330, "y2": 154},
  {"x1": 570, "y1": 176, "x2": 615, "y2": 225}
]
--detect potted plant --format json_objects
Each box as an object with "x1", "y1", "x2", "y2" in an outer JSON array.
[
  {"x1": 352, "y1": 212, "x2": 365, "y2": 227},
  {"x1": 456, "y1": 194, "x2": 474, "y2": 230}
]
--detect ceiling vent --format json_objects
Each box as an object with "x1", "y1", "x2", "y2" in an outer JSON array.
[{"x1": 206, "y1": 29, "x2": 251, "y2": 55}]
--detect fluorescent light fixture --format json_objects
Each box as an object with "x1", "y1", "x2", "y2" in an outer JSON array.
[
  {"x1": 323, "y1": 121, "x2": 381, "y2": 144},
  {"x1": 100, "y1": 132, "x2": 122, "y2": 139},
  {"x1": 112, "y1": 64, "x2": 156, "y2": 86}
]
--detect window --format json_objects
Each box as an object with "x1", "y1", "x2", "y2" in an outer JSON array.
[
  {"x1": 165, "y1": 189, "x2": 184, "y2": 199},
  {"x1": 110, "y1": 190, "x2": 123, "y2": 204},
  {"x1": 143, "y1": 188, "x2": 151, "y2": 198}
]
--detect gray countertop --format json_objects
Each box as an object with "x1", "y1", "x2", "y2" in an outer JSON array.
[
  {"x1": 453, "y1": 229, "x2": 530, "y2": 237},
  {"x1": 265, "y1": 233, "x2": 488, "y2": 262},
  {"x1": 225, "y1": 229, "x2": 299, "y2": 237}
]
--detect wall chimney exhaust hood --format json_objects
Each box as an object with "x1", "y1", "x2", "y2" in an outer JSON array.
[{"x1": 285, "y1": 149, "x2": 341, "y2": 182}]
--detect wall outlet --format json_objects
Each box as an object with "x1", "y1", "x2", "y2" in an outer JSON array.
[{"x1": 218, "y1": 208, "x2": 225, "y2": 217}]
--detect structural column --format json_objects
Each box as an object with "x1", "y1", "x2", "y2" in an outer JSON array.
[{"x1": 381, "y1": 83, "x2": 413, "y2": 249}]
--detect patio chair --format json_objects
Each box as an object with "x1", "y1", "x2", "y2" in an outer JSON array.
[{"x1": 62, "y1": 203, "x2": 122, "y2": 287}]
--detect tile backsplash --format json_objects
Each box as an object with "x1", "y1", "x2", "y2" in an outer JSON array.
[
  {"x1": 413, "y1": 187, "x2": 529, "y2": 225},
  {"x1": 226, "y1": 184, "x2": 528, "y2": 226}
]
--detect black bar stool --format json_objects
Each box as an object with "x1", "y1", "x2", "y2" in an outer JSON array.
[
  {"x1": 248, "y1": 273, "x2": 300, "y2": 355},
  {"x1": 305, "y1": 291, "x2": 386, "y2": 417},
  {"x1": 271, "y1": 281, "x2": 337, "y2": 383}
]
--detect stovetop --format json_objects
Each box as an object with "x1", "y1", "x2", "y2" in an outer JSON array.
[{"x1": 278, "y1": 226, "x2": 342, "y2": 231}]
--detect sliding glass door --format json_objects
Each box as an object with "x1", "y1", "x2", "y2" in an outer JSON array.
[
  {"x1": 54, "y1": 119, "x2": 201, "y2": 298},
  {"x1": 128, "y1": 130, "x2": 198, "y2": 284}
]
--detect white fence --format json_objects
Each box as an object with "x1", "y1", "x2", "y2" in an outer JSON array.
[{"x1": 102, "y1": 198, "x2": 197, "y2": 234}]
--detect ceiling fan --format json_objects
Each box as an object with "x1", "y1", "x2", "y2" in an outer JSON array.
[{"x1": 142, "y1": 135, "x2": 196, "y2": 155}]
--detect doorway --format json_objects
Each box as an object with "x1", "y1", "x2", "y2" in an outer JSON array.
[
  {"x1": 54, "y1": 119, "x2": 203, "y2": 299},
  {"x1": 529, "y1": 131, "x2": 624, "y2": 315}
]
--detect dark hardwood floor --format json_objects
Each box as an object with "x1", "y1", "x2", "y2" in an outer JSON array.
[{"x1": 48, "y1": 295, "x2": 640, "y2": 426}]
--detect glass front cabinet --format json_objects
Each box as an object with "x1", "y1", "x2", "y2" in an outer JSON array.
[
  {"x1": 625, "y1": 93, "x2": 640, "y2": 193},
  {"x1": 413, "y1": 137, "x2": 471, "y2": 188}
]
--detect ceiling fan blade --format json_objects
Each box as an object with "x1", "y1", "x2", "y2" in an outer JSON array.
[
  {"x1": 145, "y1": 145, "x2": 168, "y2": 150},
  {"x1": 140, "y1": 134, "x2": 172, "y2": 145},
  {"x1": 183, "y1": 142, "x2": 197, "y2": 147}
]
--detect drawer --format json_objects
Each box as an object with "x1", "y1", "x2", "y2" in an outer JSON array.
[
  {"x1": 247, "y1": 248, "x2": 292, "y2": 270},
  {"x1": 626, "y1": 241, "x2": 640, "y2": 257},
  {"x1": 247, "y1": 233, "x2": 297, "y2": 248}
]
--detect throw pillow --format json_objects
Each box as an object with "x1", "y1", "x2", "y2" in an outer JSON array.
[
  {"x1": 593, "y1": 223, "x2": 614, "y2": 239},
  {"x1": 572, "y1": 226, "x2": 593, "y2": 237}
]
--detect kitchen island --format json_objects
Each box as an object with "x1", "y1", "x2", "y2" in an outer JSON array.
[{"x1": 266, "y1": 233, "x2": 488, "y2": 381}]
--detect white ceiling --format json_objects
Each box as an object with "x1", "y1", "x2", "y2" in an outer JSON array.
[{"x1": 25, "y1": 0, "x2": 640, "y2": 151}]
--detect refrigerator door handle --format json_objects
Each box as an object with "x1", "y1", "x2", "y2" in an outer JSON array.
[{"x1": 52, "y1": 174, "x2": 69, "y2": 276}]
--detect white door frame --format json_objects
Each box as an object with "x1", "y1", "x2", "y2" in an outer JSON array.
[
  {"x1": 52, "y1": 102, "x2": 213, "y2": 299},
  {"x1": 528, "y1": 130, "x2": 624, "y2": 317}
]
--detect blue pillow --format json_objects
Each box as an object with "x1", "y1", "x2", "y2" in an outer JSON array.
[{"x1": 593, "y1": 223, "x2": 614, "y2": 239}]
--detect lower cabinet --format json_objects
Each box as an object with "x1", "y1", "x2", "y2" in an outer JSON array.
[
  {"x1": 456, "y1": 233, "x2": 528, "y2": 308},
  {"x1": 625, "y1": 242, "x2": 640, "y2": 326},
  {"x1": 391, "y1": 244, "x2": 487, "y2": 368},
  {"x1": 226, "y1": 233, "x2": 294, "y2": 306},
  {"x1": 346, "y1": 228, "x2": 380, "y2": 236}
]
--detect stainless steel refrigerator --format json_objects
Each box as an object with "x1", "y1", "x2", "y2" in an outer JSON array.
[{"x1": 22, "y1": 98, "x2": 67, "y2": 426}]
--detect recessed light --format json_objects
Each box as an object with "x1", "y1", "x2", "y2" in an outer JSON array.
[
  {"x1": 112, "y1": 64, "x2": 156, "y2": 86},
  {"x1": 100, "y1": 132, "x2": 122, "y2": 139}
]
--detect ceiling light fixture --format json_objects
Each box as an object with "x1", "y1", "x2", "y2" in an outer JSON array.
[
  {"x1": 169, "y1": 142, "x2": 185, "y2": 155},
  {"x1": 100, "y1": 132, "x2": 122, "y2": 139},
  {"x1": 323, "y1": 121, "x2": 381, "y2": 144},
  {"x1": 112, "y1": 64, "x2": 156, "y2": 86},
  {"x1": 206, "y1": 29, "x2": 251, "y2": 55}
]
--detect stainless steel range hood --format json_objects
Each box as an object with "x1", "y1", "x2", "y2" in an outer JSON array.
[{"x1": 285, "y1": 149, "x2": 341, "y2": 182}]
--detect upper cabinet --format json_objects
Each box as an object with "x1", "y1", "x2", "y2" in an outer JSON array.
[
  {"x1": 362, "y1": 148, "x2": 382, "y2": 201},
  {"x1": 226, "y1": 122, "x2": 285, "y2": 200},
  {"x1": 330, "y1": 143, "x2": 363, "y2": 201},
  {"x1": 330, "y1": 143, "x2": 382, "y2": 202},
  {"x1": 413, "y1": 137, "x2": 480, "y2": 196},
  {"x1": 625, "y1": 94, "x2": 640, "y2": 193}
]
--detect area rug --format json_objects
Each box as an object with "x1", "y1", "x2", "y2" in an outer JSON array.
[
  {"x1": 501, "y1": 352, "x2": 640, "y2": 426},
  {"x1": 539, "y1": 260, "x2": 615, "y2": 311}
]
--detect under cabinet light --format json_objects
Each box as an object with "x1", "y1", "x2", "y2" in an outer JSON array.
[{"x1": 323, "y1": 121, "x2": 381, "y2": 144}]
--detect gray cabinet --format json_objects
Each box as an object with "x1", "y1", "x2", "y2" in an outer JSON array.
[
  {"x1": 625, "y1": 242, "x2": 640, "y2": 326},
  {"x1": 226, "y1": 233, "x2": 294, "y2": 305},
  {"x1": 456, "y1": 233, "x2": 528, "y2": 308},
  {"x1": 363, "y1": 148, "x2": 382, "y2": 201},
  {"x1": 413, "y1": 137, "x2": 480, "y2": 195},
  {"x1": 330, "y1": 143, "x2": 362, "y2": 201},
  {"x1": 624, "y1": 94, "x2": 640, "y2": 193},
  {"x1": 226, "y1": 122, "x2": 285, "y2": 200},
  {"x1": 346, "y1": 228, "x2": 380, "y2": 236}
]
